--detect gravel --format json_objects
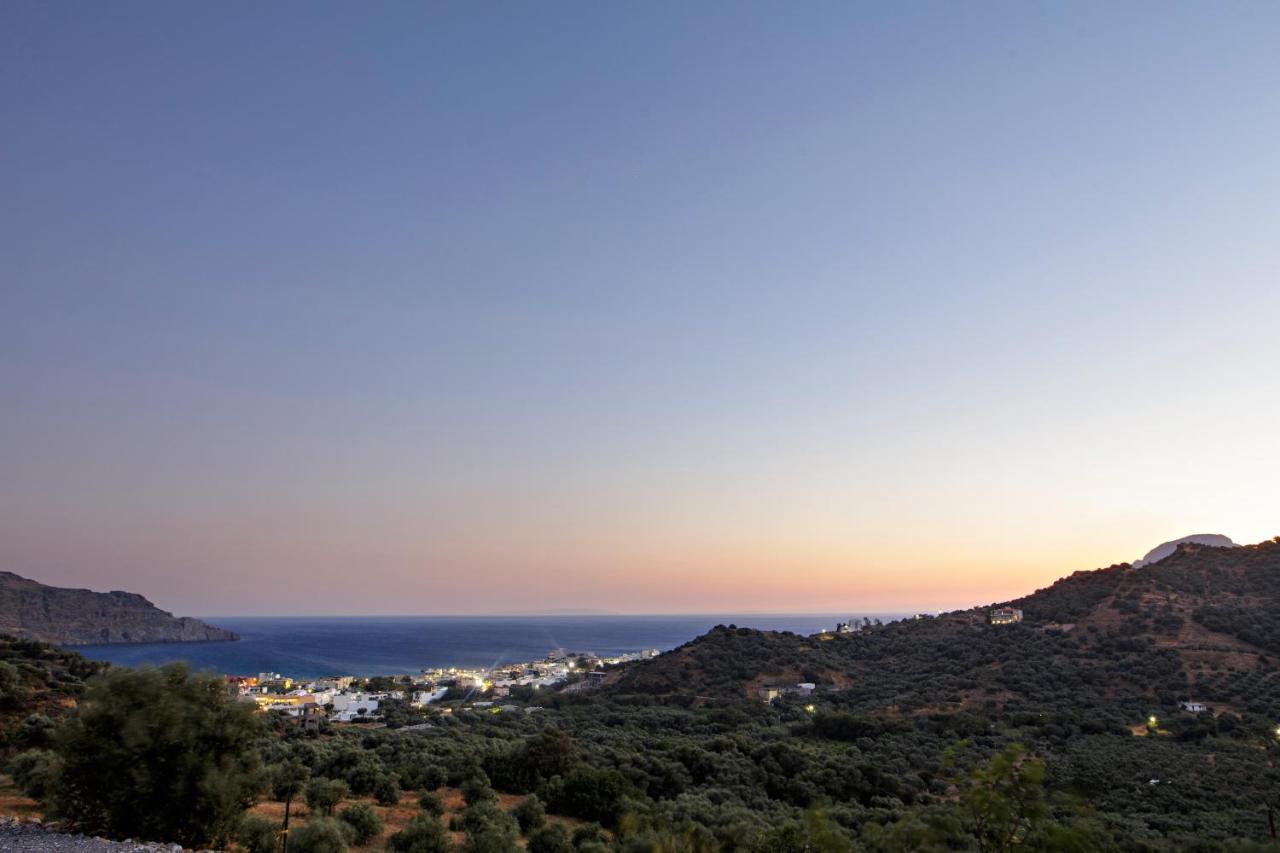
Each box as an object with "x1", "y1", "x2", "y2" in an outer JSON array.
[{"x1": 0, "y1": 818, "x2": 191, "y2": 852}]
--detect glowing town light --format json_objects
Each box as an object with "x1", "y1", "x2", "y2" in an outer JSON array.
[
  {"x1": 805, "y1": 704, "x2": 816, "y2": 714},
  {"x1": 1148, "y1": 715, "x2": 1158, "y2": 728}
]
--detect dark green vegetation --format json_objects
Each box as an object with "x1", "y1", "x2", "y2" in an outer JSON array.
[
  {"x1": 0, "y1": 636, "x2": 104, "y2": 735},
  {"x1": 5, "y1": 537, "x2": 1280, "y2": 850},
  {"x1": 43, "y1": 663, "x2": 262, "y2": 846}
]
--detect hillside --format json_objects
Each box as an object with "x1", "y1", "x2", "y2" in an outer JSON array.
[
  {"x1": 0, "y1": 573, "x2": 238, "y2": 645},
  {"x1": 609, "y1": 536, "x2": 1280, "y2": 718},
  {"x1": 0, "y1": 635, "x2": 105, "y2": 736}
]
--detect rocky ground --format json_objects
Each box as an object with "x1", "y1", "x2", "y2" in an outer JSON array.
[{"x1": 0, "y1": 818, "x2": 189, "y2": 852}]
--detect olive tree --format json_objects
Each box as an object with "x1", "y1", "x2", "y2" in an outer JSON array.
[{"x1": 45, "y1": 663, "x2": 263, "y2": 847}]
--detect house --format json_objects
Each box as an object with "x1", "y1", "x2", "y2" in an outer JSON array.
[
  {"x1": 1180, "y1": 701, "x2": 1208, "y2": 713},
  {"x1": 989, "y1": 607, "x2": 1023, "y2": 625},
  {"x1": 331, "y1": 691, "x2": 383, "y2": 722},
  {"x1": 411, "y1": 687, "x2": 449, "y2": 707},
  {"x1": 758, "y1": 683, "x2": 818, "y2": 703},
  {"x1": 301, "y1": 705, "x2": 326, "y2": 733},
  {"x1": 251, "y1": 694, "x2": 318, "y2": 716}
]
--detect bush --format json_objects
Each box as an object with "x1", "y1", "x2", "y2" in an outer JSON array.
[
  {"x1": 572, "y1": 824, "x2": 607, "y2": 849},
  {"x1": 419, "y1": 789, "x2": 445, "y2": 817},
  {"x1": 557, "y1": 767, "x2": 631, "y2": 828},
  {"x1": 460, "y1": 800, "x2": 520, "y2": 853},
  {"x1": 8, "y1": 749, "x2": 52, "y2": 800},
  {"x1": 337, "y1": 802, "x2": 383, "y2": 845},
  {"x1": 418, "y1": 764, "x2": 447, "y2": 791},
  {"x1": 12, "y1": 714, "x2": 58, "y2": 749},
  {"x1": 236, "y1": 814, "x2": 280, "y2": 853},
  {"x1": 43, "y1": 663, "x2": 262, "y2": 847},
  {"x1": 386, "y1": 812, "x2": 455, "y2": 853},
  {"x1": 0, "y1": 661, "x2": 27, "y2": 705},
  {"x1": 289, "y1": 817, "x2": 353, "y2": 853},
  {"x1": 527, "y1": 823, "x2": 573, "y2": 853},
  {"x1": 512, "y1": 794, "x2": 546, "y2": 835},
  {"x1": 461, "y1": 774, "x2": 496, "y2": 806}
]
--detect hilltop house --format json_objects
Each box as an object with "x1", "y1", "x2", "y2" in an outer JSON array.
[
  {"x1": 990, "y1": 607, "x2": 1023, "y2": 625},
  {"x1": 758, "y1": 682, "x2": 818, "y2": 703},
  {"x1": 1180, "y1": 701, "x2": 1208, "y2": 713}
]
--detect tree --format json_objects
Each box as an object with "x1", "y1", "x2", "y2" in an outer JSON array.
[
  {"x1": 557, "y1": 766, "x2": 631, "y2": 827},
  {"x1": 756, "y1": 808, "x2": 853, "y2": 853},
  {"x1": 374, "y1": 773, "x2": 402, "y2": 806},
  {"x1": 461, "y1": 774, "x2": 497, "y2": 806},
  {"x1": 461, "y1": 800, "x2": 520, "y2": 853},
  {"x1": 512, "y1": 794, "x2": 546, "y2": 835},
  {"x1": 289, "y1": 817, "x2": 352, "y2": 853},
  {"x1": 387, "y1": 813, "x2": 455, "y2": 853},
  {"x1": 43, "y1": 663, "x2": 263, "y2": 847},
  {"x1": 951, "y1": 743, "x2": 1050, "y2": 853},
  {"x1": 338, "y1": 802, "x2": 384, "y2": 845},
  {"x1": 306, "y1": 777, "x2": 350, "y2": 817},
  {"x1": 272, "y1": 759, "x2": 310, "y2": 853}
]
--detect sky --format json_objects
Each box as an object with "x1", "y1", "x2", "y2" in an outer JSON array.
[{"x1": 3, "y1": 2, "x2": 1279, "y2": 617}]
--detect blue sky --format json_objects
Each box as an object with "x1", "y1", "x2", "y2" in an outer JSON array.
[{"x1": 3, "y1": 2, "x2": 1279, "y2": 615}]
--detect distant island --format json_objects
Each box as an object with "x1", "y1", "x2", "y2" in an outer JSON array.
[{"x1": 0, "y1": 571, "x2": 238, "y2": 645}]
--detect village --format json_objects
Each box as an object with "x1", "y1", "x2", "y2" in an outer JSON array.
[{"x1": 227, "y1": 647, "x2": 660, "y2": 725}]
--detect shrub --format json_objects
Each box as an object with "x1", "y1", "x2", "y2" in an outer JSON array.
[
  {"x1": 289, "y1": 817, "x2": 353, "y2": 853},
  {"x1": 236, "y1": 814, "x2": 280, "y2": 853},
  {"x1": 527, "y1": 823, "x2": 573, "y2": 853},
  {"x1": 418, "y1": 764, "x2": 447, "y2": 790},
  {"x1": 459, "y1": 800, "x2": 520, "y2": 853},
  {"x1": 419, "y1": 789, "x2": 445, "y2": 817},
  {"x1": 12, "y1": 714, "x2": 58, "y2": 749},
  {"x1": 386, "y1": 812, "x2": 455, "y2": 853},
  {"x1": 461, "y1": 774, "x2": 496, "y2": 806},
  {"x1": 8, "y1": 749, "x2": 52, "y2": 800},
  {"x1": 338, "y1": 802, "x2": 384, "y2": 845}
]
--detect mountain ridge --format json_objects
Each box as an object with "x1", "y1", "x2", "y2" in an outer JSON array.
[
  {"x1": 606, "y1": 536, "x2": 1280, "y2": 717},
  {"x1": 0, "y1": 571, "x2": 239, "y2": 645}
]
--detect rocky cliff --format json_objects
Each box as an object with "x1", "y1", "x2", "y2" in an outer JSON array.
[
  {"x1": 1131, "y1": 533, "x2": 1237, "y2": 567},
  {"x1": 0, "y1": 572, "x2": 238, "y2": 645}
]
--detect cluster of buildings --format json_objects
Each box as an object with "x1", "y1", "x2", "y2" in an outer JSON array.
[{"x1": 225, "y1": 648, "x2": 660, "y2": 724}]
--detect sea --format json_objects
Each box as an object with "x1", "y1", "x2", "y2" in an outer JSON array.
[{"x1": 70, "y1": 614, "x2": 906, "y2": 678}]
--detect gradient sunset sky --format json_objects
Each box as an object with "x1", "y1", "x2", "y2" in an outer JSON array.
[{"x1": 3, "y1": 3, "x2": 1279, "y2": 617}]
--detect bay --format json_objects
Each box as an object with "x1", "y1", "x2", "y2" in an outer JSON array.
[{"x1": 70, "y1": 613, "x2": 906, "y2": 678}]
